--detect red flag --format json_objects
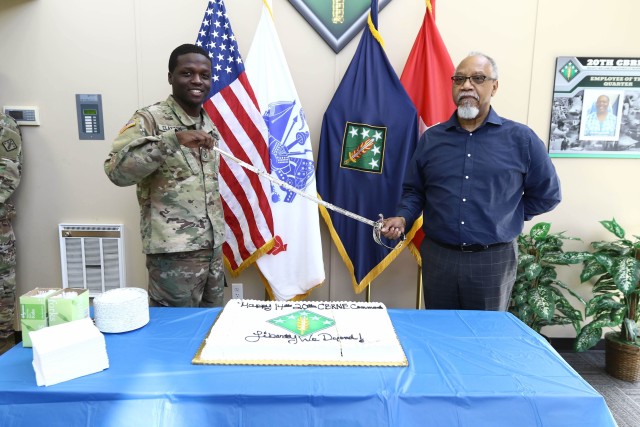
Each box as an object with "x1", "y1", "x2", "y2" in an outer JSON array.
[
  {"x1": 400, "y1": 0, "x2": 455, "y2": 265},
  {"x1": 196, "y1": 1, "x2": 274, "y2": 274}
]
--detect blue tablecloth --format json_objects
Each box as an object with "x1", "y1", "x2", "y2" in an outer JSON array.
[{"x1": 0, "y1": 308, "x2": 616, "y2": 426}]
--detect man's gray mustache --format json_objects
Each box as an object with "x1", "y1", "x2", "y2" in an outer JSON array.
[{"x1": 457, "y1": 92, "x2": 479, "y2": 102}]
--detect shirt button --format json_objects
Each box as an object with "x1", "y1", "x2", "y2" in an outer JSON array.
[
  {"x1": 462, "y1": 198, "x2": 466, "y2": 202},
  {"x1": 467, "y1": 153, "x2": 471, "y2": 157},
  {"x1": 461, "y1": 221, "x2": 465, "y2": 225},
  {"x1": 465, "y1": 176, "x2": 469, "y2": 179}
]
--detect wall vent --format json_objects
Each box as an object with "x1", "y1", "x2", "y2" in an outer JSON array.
[{"x1": 59, "y1": 224, "x2": 125, "y2": 297}]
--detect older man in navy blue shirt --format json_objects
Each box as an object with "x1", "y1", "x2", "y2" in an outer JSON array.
[{"x1": 381, "y1": 52, "x2": 561, "y2": 311}]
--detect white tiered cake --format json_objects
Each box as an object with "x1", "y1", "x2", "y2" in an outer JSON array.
[{"x1": 193, "y1": 299, "x2": 407, "y2": 366}]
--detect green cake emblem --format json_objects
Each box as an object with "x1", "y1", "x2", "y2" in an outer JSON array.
[{"x1": 268, "y1": 310, "x2": 335, "y2": 336}]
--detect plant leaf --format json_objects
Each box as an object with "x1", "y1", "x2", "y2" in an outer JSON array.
[
  {"x1": 539, "y1": 267, "x2": 557, "y2": 282},
  {"x1": 601, "y1": 218, "x2": 625, "y2": 239},
  {"x1": 593, "y1": 276, "x2": 617, "y2": 294},
  {"x1": 593, "y1": 253, "x2": 615, "y2": 275},
  {"x1": 512, "y1": 281, "x2": 526, "y2": 293},
  {"x1": 517, "y1": 254, "x2": 535, "y2": 269},
  {"x1": 589, "y1": 312, "x2": 621, "y2": 329},
  {"x1": 528, "y1": 287, "x2": 555, "y2": 321},
  {"x1": 555, "y1": 297, "x2": 583, "y2": 321},
  {"x1": 574, "y1": 325, "x2": 602, "y2": 352},
  {"x1": 609, "y1": 306, "x2": 628, "y2": 326},
  {"x1": 525, "y1": 262, "x2": 542, "y2": 281},
  {"x1": 552, "y1": 280, "x2": 587, "y2": 305},
  {"x1": 538, "y1": 241, "x2": 562, "y2": 256},
  {"x1": 580, "y1": 257, "x2": 606, "y2": 282},
  {"x1": 512, "y1": 292, "x2": 527, "y2": 307},
  {"x1": 592, "y1": 240, "x2": 634, "y2": 256},
  {"x1": 530, "y1": 222, "x2": 551, "y2": 240},
  {"x1": 543, "y1": 251, "x2": 590, "y2": 265},
  {"x1": 585, "y1": 294, "x2": 624, "y2": 317},
  {"x1": 612, "y1": 257, "x2": 640, "y2": 295}
]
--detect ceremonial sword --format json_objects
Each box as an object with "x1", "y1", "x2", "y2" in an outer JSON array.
[{"x1": 211, "y1": 146, "x2": 405, "y2": 249}]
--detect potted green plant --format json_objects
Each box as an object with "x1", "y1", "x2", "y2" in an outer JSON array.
[
  {"x1": 574, "y1": 218, "x2": 640, "y2": 382},
  {"x1": 510, "y1": 222, "x2": 588, "y2": 336}
]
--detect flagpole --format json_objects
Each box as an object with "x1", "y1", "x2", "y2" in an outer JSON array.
[{"x1": 416, "y1": 267, "x2": 423, "y2": 309}]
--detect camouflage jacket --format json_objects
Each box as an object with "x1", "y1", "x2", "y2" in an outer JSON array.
[
  {"x1": 104, "y1": 96, "x2": 224, "y2": 254},
  {"x1": 0, "y1": 113, "x2": 22, "y2": 220}
]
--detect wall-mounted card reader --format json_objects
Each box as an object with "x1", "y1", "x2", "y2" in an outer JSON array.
[
  {"x1": 3, "y1": 106, "x2": 40, "y2": 126},
  {"x1": 76, "y1": 94, "x2": 104, "y2": 140}
]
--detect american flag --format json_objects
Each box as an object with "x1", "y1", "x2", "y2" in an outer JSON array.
[{"x1": 195, "y1": 0, "x2": 274, "y2": 274}]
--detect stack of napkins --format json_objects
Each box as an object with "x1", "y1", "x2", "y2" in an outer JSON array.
[{"x1": 30, "y1": 317, "x2": 109, "y2": 386}]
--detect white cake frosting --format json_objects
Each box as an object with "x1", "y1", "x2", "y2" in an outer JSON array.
[{"x1": 194, "y1": 299, "x2": 407, "y2": 366}]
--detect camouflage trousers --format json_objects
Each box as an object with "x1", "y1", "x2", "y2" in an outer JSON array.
[
  {"x1": 0, "y1": 219, "x2": 16, "y2": 340},
  {"x1": 146, "y1": 246, "x2": 225, "y2": 308}
]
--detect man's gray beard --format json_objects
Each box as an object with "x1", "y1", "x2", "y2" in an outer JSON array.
[{"x1": 457, "y1": 105, "x2": 480, "y2": 120}]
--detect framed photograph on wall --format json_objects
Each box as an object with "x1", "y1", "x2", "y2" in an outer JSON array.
[
  {"x1": 549, "y1": 57, "x2": 640, "y2": 158},
  {"x1": 578, "y1": 89, "x2": 624, "y2": 142}
]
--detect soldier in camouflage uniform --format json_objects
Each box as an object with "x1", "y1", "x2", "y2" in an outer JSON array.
[
  {"x1": 0, "y1": 112, "x2": 22, "y2": 355},
  {"x1": 104, "y1": 44, "x2": 225, "y2": 308}
]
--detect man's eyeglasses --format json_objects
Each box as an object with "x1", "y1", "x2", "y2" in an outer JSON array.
[{"x1": 451, "y1": 75, "x2": 496, "y2": 85}]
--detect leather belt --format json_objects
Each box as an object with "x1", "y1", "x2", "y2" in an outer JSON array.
[{"x1": 430, "y1": 239, "x2": 511, "y2": 253}]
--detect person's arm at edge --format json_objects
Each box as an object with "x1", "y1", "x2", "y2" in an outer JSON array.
[
  {"x1": 523, "y1": 132, "x2": 562, "y2": 220},
  {"x1": 104, "y1": 112, "x2": 182, "y2": 187}
]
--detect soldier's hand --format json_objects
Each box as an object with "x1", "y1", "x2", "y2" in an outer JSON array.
[
  {"x1": 380, "y1": 217, "x2": 406, "y2": 240},
  {"x1": 176, "y1": 129, "x2": 214, "y2": 149}
]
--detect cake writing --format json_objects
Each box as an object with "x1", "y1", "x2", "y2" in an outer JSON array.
[
  {"x1": 245, "y1": 330, "x2": 365, "y2": 344},
  {"x1": 239, "y1": 301, "x2": 384, "y2": 311}
]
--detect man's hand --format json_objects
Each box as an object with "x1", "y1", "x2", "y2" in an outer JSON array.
[
  {"x1": 176, "y1": 129, "x2": 214, "y2": 149},
  {"x1": 380, "y1": 217, "x2": 406, "y2": 240}
]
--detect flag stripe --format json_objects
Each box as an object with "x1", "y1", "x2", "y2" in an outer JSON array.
[
  {"x1": 230, "y1": 73, "x2": 271, "y2": 162},
  {"x1": 218, "y1": 157, "x2": 269, "y2": 252},
  {"x1": 204, "y1": 98, "x2": 270, "y2": 213},
  {"x1": 220, "y1": 84, "x2": 274, "y2": 222},
  {"x1": 219, "y1": 196, "x2": 250, "y2": 268}
]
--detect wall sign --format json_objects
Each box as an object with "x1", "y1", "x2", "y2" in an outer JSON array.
[
  {"x1": 288, "y1": 0, "x2": 392, "y2": 53},
  {"x1": 549, "y1": 56, "x2": 640, "y2": 158}
]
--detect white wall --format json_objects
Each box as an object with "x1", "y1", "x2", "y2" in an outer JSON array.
[{"x1": 1, "y1": 0, "x2": 639, "y2": 337}]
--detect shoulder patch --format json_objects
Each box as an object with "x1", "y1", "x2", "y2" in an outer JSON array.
[
  {"x1": 118, "y1": 119, "x2": 137, "y2": 135},
  {"x1": 2, "y1": 138, "x2": 17, "y2": 152}
]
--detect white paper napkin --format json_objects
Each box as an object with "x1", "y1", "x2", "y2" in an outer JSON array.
[{"x1": 31, "y1": 317, "x2": 109, "y2": 386}]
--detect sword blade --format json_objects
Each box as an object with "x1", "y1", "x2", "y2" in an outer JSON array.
[{"x1": 212, "y1": 146, "x2": 377, "y2": 228}]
